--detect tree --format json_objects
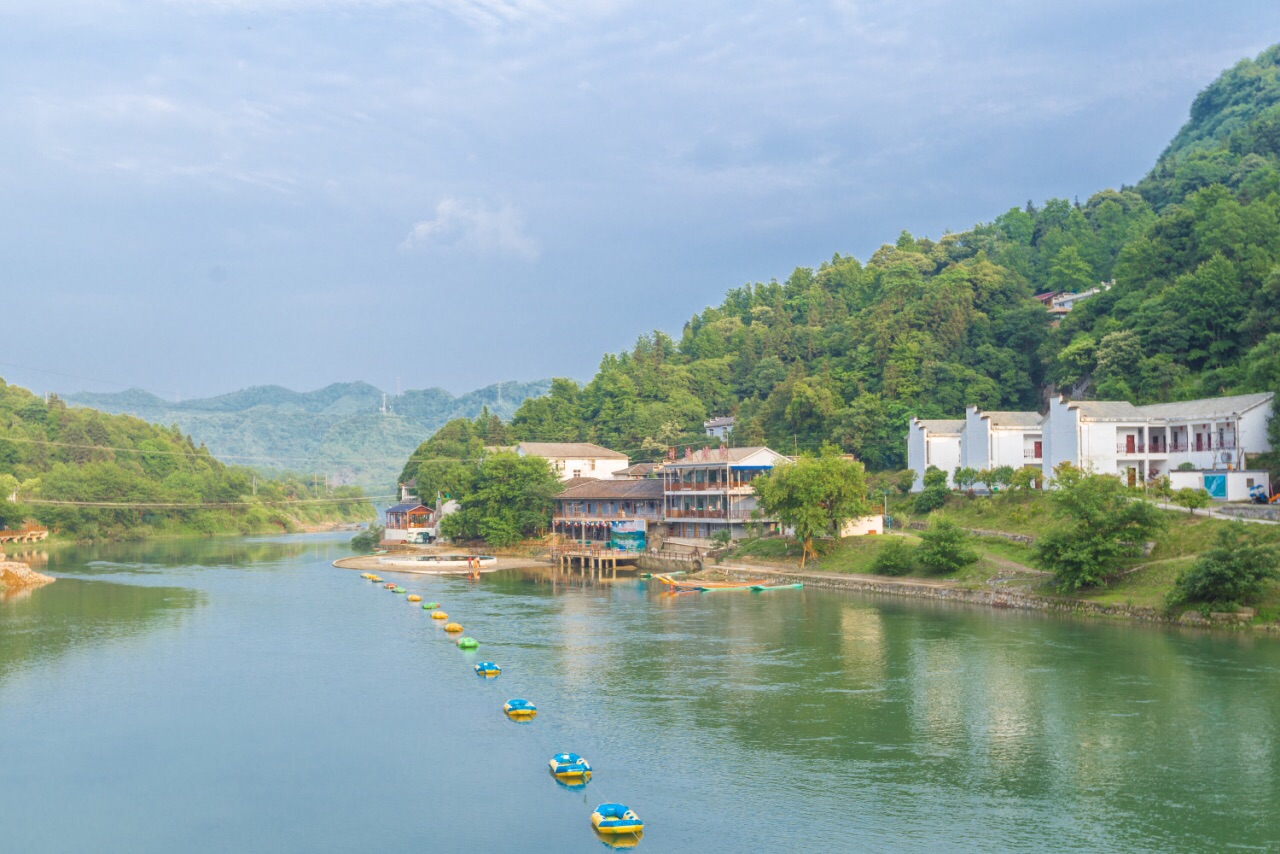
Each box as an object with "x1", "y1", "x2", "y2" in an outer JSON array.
[
  {"x1": 953, "y1": 467, "x2": 979, "y2": 491},
  {"x1": 1171, "y1": 487, "x2": 1211, "y2": 514},
  {"x1": 987, "y1": 465, "x2": 1016, "y2": 492},
  {"x1": 914, "y1": 465, "x2": 949, "y2": 513},
  {"x1": 350, "y1": 524, "x2": 384, "y2": 553},
  {"x1": 871, "y1": 538, "x2": 917, "y2": 576},
  {"x1": 1033, "y1": 464, "x2": 1167, "y2": 591},
  {"x1": 442, "y1": 453, "x2": 561, "y2": 547},
  {"x1": 752, "y1": 449, "x2": 872, "y2": 567},
  {"x1": 916, "y1": 519, "x2": 978, "y2": 575},
  {"x1": 1168, "y1": 522, "x2": 1280, "y2": 606}
]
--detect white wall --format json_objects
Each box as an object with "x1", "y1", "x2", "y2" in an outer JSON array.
[
  {"x1": 907, "y1": 422, "x2": 927, "y2": 493},
  {"x1": 962, "y1": 407, "x2": 989, "y2": 470},
  {"x1": 541, "y1": 457, "x2": 630, "y2": 481},
  {"x1": 840, "y1": 515, "x2": 885, "y2": 536},
  {"x1": 1043, "y1": 398, "x2": 1078, "y2": 478},
  {"x1": 928, "y1": 436, "x2": 962, "y2": 487}
]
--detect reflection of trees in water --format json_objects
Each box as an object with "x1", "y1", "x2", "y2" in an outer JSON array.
[
  {"x1": 0, "y1": 577, "x2": 202, "y2": 683},
  {"x1": 53, "y1": 537, "x2": 318, "y2": 572}
]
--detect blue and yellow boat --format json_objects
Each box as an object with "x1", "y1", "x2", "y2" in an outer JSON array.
[
  {"x1": 548, "y1": 752, "x2": 591, "y2": 783},
  {"x1": 474, "y1": 662, "x2": 501, "y2": 677},
  {"x1": 591, "y1": 803, "x2": 643, "y2": 835},
  {"x1": 504, "y1": 698, "x2": 537, "y2": 720}
]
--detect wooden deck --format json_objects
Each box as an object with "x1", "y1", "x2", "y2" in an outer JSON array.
[
  {"x1": 549, "y1": 546, "x2": 640, "y2": 576},
  {"x1": 0, "y1": 526, "x2": 49, "y2": 545}
]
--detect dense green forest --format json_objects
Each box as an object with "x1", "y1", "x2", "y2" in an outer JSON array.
[
  {"x1": 0, "y1": 378, "x2": 372, "y2": 541},
  {"x1": 493, "y1": 44, "x2": 1280, "y2": 471},
  {"x1": 65, "y1": 379, "x2": 551, "y2": 492}
]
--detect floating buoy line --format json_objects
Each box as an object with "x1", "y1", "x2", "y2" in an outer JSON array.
[{"x1": 355, "y1": 569, "x2": 645, "y2": 846}]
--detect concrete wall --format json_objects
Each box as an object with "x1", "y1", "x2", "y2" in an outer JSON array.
[
  {"x1": 1043, "y1": 398, "x2": 1078, "y2": 478},
  {"x1": 840, "y1": 515, "x2": 885, "y2": 536},
  {"x1": 907, "y1": 422, "x2": 926, "y2": 492},
  {"x1": 538, "y1": 456, "x2": 630, "y2": 481}
]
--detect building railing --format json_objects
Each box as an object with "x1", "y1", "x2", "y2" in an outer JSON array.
[
  {"x1": 665, "y1": 481, "x2": 756, "y2": 492},
  {"x1": 1117, "y1": 443, "x2": 1147, "y2": 454},
  {"x1": 1023, "y1": 449, "x2": 1042, "y2": 459},
  {"x1": 554, "y1": 509, "x2": 664, "y2": 520}
]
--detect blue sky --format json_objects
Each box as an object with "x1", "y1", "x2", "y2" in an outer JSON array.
[{"x1": 2, "y1": 0, "x2": 1279, "y2": 399}]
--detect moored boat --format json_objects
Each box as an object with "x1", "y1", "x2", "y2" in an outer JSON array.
[{"x1": 591, "y1": 803, "x2": 643, "y2": 835}]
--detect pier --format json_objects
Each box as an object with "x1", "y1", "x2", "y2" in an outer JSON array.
[
  {"x1": 0, "y1": 525, "x2": 49, "y2": 545},
  {"x1": 549, "y1": 546, "x2": 638, "y2": 578}
]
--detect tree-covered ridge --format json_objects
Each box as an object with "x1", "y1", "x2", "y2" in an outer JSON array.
[
  {"x1": 0, "y1": 378, "x2": 371, "y2": 541},
  {"x1": 500, "y1": 43, "x2": 1280, "y2": 470},
  {"x1": 64, "y1": 378, "x2": 552, "y2": 492}
]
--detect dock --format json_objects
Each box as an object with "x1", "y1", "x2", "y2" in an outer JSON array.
[
  {"x1": 0, "y1": 526, "x2": 49, "y2": 545},
  {"x1": 549, "y1": 546, "x2": 638, "y2": 578}
]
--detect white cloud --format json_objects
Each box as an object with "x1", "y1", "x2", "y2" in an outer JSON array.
[{"x1": 400, "y1": 197, "x2": 541, "y2": 260}]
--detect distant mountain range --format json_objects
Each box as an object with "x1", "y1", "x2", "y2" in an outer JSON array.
[{"x1": 64, "y1": 380, "x2": 553, "y2": 493}]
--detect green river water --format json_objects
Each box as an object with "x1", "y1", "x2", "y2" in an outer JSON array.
[{"x1": 1, "y1": 533, "x2": 1277, "y2": 852}]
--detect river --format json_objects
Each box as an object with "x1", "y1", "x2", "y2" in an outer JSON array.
[{"x1": 1, "y1": 533, "x2": 1277, "y2": 852}]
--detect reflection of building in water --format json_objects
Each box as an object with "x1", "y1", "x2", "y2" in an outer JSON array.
[{"x1": 839, "y1": 606, "x2": 886, "y2": 683}]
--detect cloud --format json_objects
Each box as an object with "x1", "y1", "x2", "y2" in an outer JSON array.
[{"x1": 400, "y1": 197, "x2": 541, "y2": 260}]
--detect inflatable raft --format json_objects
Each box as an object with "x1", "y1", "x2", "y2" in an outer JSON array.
[
  {"x1": 548, "y1": 752, "x2": 592, "y2": 782},
  {"x1": 504, "y1": 698, "x2": 537, "y2": 719},
  {"x1": 443, "y1": 622, "x2": 463, "y2": 633},
  {"x1": 591, "y1": 803, "x2": 643, "y2": 835},
  {"x1": 431, "y1": 611, "x2": 448, "y2": 620},
  {"x1": 474, "y1": 662, "x2": 501, "y2": 677},
  {"x1": 456, "y1": 636, "x2": 478, "y2": 649}
]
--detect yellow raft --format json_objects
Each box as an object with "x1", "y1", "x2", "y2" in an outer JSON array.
[
  {"x1": 443, "y1": 622, "x2": 463, "y2": 633},
  {"x1": 431, "y1": 611, "x2": 448, "y2": 620},
  {"x1": 407, "y1": 594, "x2": 421, "y2": 602}
]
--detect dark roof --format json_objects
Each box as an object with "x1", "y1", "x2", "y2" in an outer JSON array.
[
  {"x1": 560, "y1": 476, "x2": 600, "y2": 489},
  {"x1": 615, "y1": 462, "x2": 661, "y2": 477},
  {"x1": 557, "y1": 479, "x2": 665, "y2": 500},
  {"x1": 386, "y1": 502, "x2": 429, "y2": 513}
]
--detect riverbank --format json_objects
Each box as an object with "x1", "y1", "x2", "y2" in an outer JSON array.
[
  {"x1": 701, "y1": 561, "x2": 1275, "y2": 630},
  {"x1": 0, "y1": 559, "x2": 56, "y2": 599}
]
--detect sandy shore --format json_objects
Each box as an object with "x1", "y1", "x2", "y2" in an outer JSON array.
[{"x1": 333, "y1": 554, "x2": 549, "y2": 574}]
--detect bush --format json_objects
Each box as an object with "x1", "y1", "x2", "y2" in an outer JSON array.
[
  {"x1": 1168, "y1": 523, "x2": 1280, "y2": 606},
  {"x1": 871, "y1": 538, "x2": 917, "y2": 576},
  {"x1": 350, "y1": 524, "x2": 384, "y2": 552},
  {"x1": 914, "y1": 465, "x2": 949, "y2": 513},
  {"x1": 916, "y1": 519, "x2": 978, "y2": 575}
]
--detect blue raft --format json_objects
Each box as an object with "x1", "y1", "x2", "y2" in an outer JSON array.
[
  {"x1": 474, "y1": 662, "x2": 501, "y2": 677},
  {"x1": 591, "y1": 803, "x2": 643, "y2": 835},
  {"x1": 548, "y1": 752, "x2": 592, "y2": 782}
]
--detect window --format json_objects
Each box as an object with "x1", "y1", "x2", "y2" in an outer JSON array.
[
  {"x1": 572, "y1": 469, "x2": 582, "y2": 478},
  {"x1": 589, "y1": 460, "x2": 596, "y2": 470},
  {"x1": 1247, "y1": 478, "x2": 1255, "y2": 488}
]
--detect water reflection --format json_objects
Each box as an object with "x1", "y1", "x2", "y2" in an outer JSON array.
[{"x1": 0, "y1": 577, "x2": 201, "y2": 682}]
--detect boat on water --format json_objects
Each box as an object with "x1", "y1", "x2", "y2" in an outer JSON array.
[
  {"x1": 652, "y1": 574, "x2": 765, "y2": 592},
  {"x1": 750, "y1": 582, "x2": 804, "y2": 592},
  {"x1": 377, "y1": 554, "x2": 498, "y2": 572}
]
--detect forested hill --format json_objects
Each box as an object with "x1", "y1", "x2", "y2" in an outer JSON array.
[
  {"x1": 65, "y1": 379, "x2": 552, "y2": 491},
  {"x1": 500, "y1": 43, "x2": 1280, "y2": 470},
  {"x1": 0, "y1": 379, "x2": 371, "y2": 541}
]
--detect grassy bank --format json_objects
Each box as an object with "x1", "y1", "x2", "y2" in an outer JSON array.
[{"x1": 724, "y1": 493, "x2": 1280, "y2": 623}]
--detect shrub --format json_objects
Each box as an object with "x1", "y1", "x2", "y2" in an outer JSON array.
[
  {"x1": 1171, "y1": 487, "x2": 1211, "y2": 514},
  {"x1": 917, "y1": 519, "x2": 978, "y2": 575},
  {"x1": 1168, "y1": 523, "x2": 1280, "y2": 606},
  {"x1": 871, "y1": 538, "x2": 917, "y2": 576},
  {"x1": 914, "y1": 465, "x2": 950, "y2": 513},
  {"x1": 350, "y1": 524, "x2": 384, "y2": 552}
]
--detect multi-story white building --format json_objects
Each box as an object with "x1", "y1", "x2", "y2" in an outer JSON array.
[
  {"x1": 1043, "y1": 392, "x2": 1274, "y2": 487},
  {"x1": 514, "y1": 442, "x2": 630, "y2": 481},
  {"x1": 961, "y1": 407, "x2": 1043, "y2": 472},
  {"x1": 907, "y1": 419, "x2": 963, "y2": 490},
  {"x1": 909, "y1": 392, "x2": 1274, "y2": 497}
]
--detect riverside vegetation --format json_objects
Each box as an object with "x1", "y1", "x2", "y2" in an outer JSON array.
[{"x1": 0, "y1": 378, "x2": 372, "y2": 542}]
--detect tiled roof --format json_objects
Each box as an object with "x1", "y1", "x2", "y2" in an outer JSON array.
[
  {"x1": 614, "y1": 463, "x2": 662, "y2": 477},
  {"x1": 518, "y1": 442, "x2": 628, "y2": 460},
  {"x1": 983, "y1": 411, "x2": 1043, "y2": 428},
  {"x1": 557, "y1": 479, "x2": 665, "y2": 500},
  {"x1": 1138, "y1": 392, "x2": 1274, "y2": 421},
  {"x1": 1068, "y1": 400, "x2": 1146, "y2": 420},
  {"x1": 667, "y1": 446, "x2": 785, "y2": 465},
  {"x1": 916, "y1": 419, "x2": 964, "y2": 436}
]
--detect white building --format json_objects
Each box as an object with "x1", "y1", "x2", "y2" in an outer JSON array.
[
  {"x1": 704, "y1": 416, "x2": 735, "y2": 439},
  {"x1": 961, "y1": 407, "x2": 1043, "y2": 472},
  {"x1": 906, "y1": 419, "x2": 963, "y2": 491},
  {"x1": 514, "y1": 442, "x2": 630, "y2": 481},
  {"x1": 1043, "y1": 392, "x2": 1274, "y2": 488}
]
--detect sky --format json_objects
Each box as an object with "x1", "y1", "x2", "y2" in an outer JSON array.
[{"x1": 3, "y1": 0, "x2": 1280, "y2": 401}]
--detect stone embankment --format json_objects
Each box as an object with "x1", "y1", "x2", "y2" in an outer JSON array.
[
  {"x1": 0, "y1": 559, "x2": 56, "y2": 591},
  {"x1": 705, "y1": 563, "x2": 1275, "y2": 631}
]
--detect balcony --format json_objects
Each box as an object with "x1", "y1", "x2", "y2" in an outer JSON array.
[
  {"x1": 554, "y1": 509, "x2": 664, "y2": 521},
  {"x1": 666, "y1": 481, "x2": 753, "y2": 492},
  {"x1": 1117, "y1": 442, "x2": 1147, "y2": 455},
  {"x1": 1023, "y1": 449, "x2": 1042, "y2": 460},
  {"x1": 665, "y1": 508, "x2": 727, "y2": 519}
]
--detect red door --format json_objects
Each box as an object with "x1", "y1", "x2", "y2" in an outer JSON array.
[
  {"x1": 1196, "y1": 434, "x2": 1204, "y2": 452},
  {"x1": 1126, "y1": 435, "x2": 1136, "y2": 454},
  {"x1": 1033, "y1": 441, "x2": 1042, "y2": 458}
]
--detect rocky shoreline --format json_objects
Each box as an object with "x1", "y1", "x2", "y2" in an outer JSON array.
[{"x1": 0, "y1": 559, "x2": 56, "y2": 596}]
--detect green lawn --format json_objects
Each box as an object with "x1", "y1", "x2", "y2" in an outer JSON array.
[{"x1": 724, "y1": 494, "x2": 1280, "y2": 620}]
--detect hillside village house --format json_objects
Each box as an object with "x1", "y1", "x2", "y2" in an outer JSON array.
[
  {"x1": 514, "y1": 442, "x2": 630, "y2": 481},
  {"x1": 960, "y1": 408, "x2": 1043, "y2": 472},
  {"x1": 909, "y1": 392, "x2": 1275, "y2": 498},
  {"x1": 703, "y1": 416, "x2": 736, "y2": 439},
  {"x1": 662, "y1": 446, "x2": 789, "y2": 541},
  {"x1": 552, "y1": 478, "x2": 665, "y2": 550},
  {"x1": 906, "y1": 419, "x2": 963, "y2": 488}
]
